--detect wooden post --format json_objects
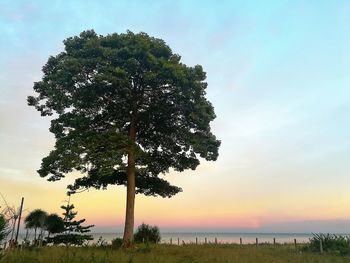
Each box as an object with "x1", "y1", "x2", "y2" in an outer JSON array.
[
  {"x1": 177, "y1": 237, "x2": 180, "y2": 246},
  {"x1": 10, "y1": 216, "x2": 17, "y2": 243},
  {"x1": 25, "y1": 228, "x2": 29, "y2": 242},
  {"x1": 196, "y1": 237, "x2": 198, "y2": 245},
  {"x1": 320, "y1": 239, "x2": 323, "y2": 254},
  {"x1": 294, "y1": 239, "x2": 297, "y2": 249},
  {"x1": 256, "y1": 238, "x2": 258, "y2": 246},
  {"x1": 215, "y1": 237, "x2": 217, "y2": 244},
  {"x1": 170, "y1": 238, "x2": 172, "y2": 245},
  {"x1": 15, "y1": 197, "x2": 24, "y2": 246},
  {"x1": 240, "y1": 237, "x2": 242, "y2": 245},
  {"x1": 205, "y1": 237, "x2": 207, "y2": 244},
  {"x1": 273, "y1": 237, "x2": 276, "y2": 245}
]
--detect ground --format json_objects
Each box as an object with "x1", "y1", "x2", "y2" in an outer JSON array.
[{"x1": 1, "y1": 244, "x2": 350, "y2": 263}]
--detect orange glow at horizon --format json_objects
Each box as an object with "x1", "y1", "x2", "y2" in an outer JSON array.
[{"x1": 2, "y1": 164, "x2": 350, "y2": 231}]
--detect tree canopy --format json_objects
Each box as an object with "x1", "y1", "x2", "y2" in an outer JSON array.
[
  {"x1": 24, "y1": 209, "x2": 47, "y2": 241},
  {"x1": 28, "y1": 30, "x2": 220, "y2": 197},
  {"x1": 45, "y1": 214, "x2": 65, "y2": 236}
]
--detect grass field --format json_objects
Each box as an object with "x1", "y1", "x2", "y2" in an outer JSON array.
[{"x1": 1, "y1": 244, "x2": 350, "y2": 263}]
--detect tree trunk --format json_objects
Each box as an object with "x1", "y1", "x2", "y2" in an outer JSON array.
[{"x1": 122, "y1": 116, "x2": 137, "y2": 248}]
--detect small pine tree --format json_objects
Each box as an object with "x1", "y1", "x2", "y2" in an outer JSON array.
[{"x1": 49, "y1": 202, "x2": 94, "y2": 246}]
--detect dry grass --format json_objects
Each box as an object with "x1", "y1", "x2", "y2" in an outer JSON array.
[{"x1": 1, "y1": 244, "x2": 350, "y2": 263}]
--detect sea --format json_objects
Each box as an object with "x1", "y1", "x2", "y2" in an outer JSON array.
[
  {"x1": 90, "y1": 232, "x2": 313, "y2": 244},
  {"x1": 13, "y1": 232, "x2": 319, "y2": 245}
]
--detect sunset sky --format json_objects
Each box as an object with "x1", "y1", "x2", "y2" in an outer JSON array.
[{"x1": 1, "y1": 0, "x2": 350, "y2": 233}]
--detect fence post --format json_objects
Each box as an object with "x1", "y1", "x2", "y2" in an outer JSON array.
[
  {"x1": 320, "y1": 239, "x2": 323, "y2": 254},
  {"x1": 170, "y1": 238, "x2": 172, "y2": 245},
  {"x1": 196, "y1": 237, "x2": 198, "y2": 245},
  {"x1": 215, "y1": 237, "x2": 217, "y2": 244},
  {"x1": 15, "y1": 197, "x2": 24, "y2": 246},
  {"x1": 273, "y1": 237, "x2": 276, "y2": 245},
  {"x1": 256, "y1": 238, "x2": 258, "y2": 246},
  {"x1": 240, "y1": 237, "x2": 242, "y2": 245},
  {"x1": 294, "y1": 239, "x2": 297, "y2": 249},
  {"x1": 205, "y1": 237, "x2": 207, "y2": 244}
]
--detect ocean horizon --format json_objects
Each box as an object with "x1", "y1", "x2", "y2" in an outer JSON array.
[
  {"x1": 81, "y1": 232, "x2": 318, "y2": 244},
  {"x1": 15, "y1": 231, "x2": 350, "y2": 244}
]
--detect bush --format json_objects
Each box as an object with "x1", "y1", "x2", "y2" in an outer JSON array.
[
  {"x1": 306, "y1": 233, "x2": 350, "y2": 255},
  {"x1": 0, "y1": 214, "x2": 9, "y2": 245},
  {"x1": 111, "y1": 237, "x2": 123, "y2": 248},
  {"x1": 134, "y1": 223, "x2": 161, "y2": 244}
]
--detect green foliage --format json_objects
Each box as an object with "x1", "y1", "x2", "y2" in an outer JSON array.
[
  {"x1": 49, "y1": 233, "x2": 93, "y2": 246},
  {"x1": 61, "y1": 203, "x2": 93, "y2": 234},
  {"x1": 136, "y1": 242, "x2": 152, "y2": 253},
  {"x1": 45, "y1": 214, "x2": 65, "y2": 235},
  {"x1": 306, "y1": 233, "x2": 350, "y2": 255},
  {"x1": 111, "y1": 237, "x2": 123, "y2": 248},
  {"x1": 48, "y1": 202, "x2": 93, "y2": 246},
  {"x1": 28, "y1": 30, "x2": 220, "y2": 198},
  {"x1": 25, "y1": 209, "x2": 48, "y2": 241},
  {"x1": 0, "y1": 214, "x2": 9, "y2": 244},
  {"x1": 134, "y1": 223, "x2": 160, "y2": 244},
  {"x1": 25, "y1": 209, "x2": 47, "y2": 229}
]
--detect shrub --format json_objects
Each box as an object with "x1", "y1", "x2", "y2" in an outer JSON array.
[
  {"x1": 111, "y1": 237, "x2": 123, "y2": 248},
  {"x1": 306, "y1": 233, "x2": 350, "y2": 255},
  {"x1": 0, "y1": 214, "x2": 9, "y2": 245},
  {"x1": 134, "y1": 223, "x2": 161, "y2": 244}
]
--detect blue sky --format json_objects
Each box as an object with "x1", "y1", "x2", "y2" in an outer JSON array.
[{"x1": 1, "y1": 0, "x2": 350, "y2": 232}]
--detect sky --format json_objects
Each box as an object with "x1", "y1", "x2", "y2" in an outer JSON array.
[{"x1": 1, "y1": 0, "x2": 350, "y2": 233}]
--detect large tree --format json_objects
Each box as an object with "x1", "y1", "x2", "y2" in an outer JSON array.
[{"x1": 28, "y1": 30, "x2": 220, "y2": 247}]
